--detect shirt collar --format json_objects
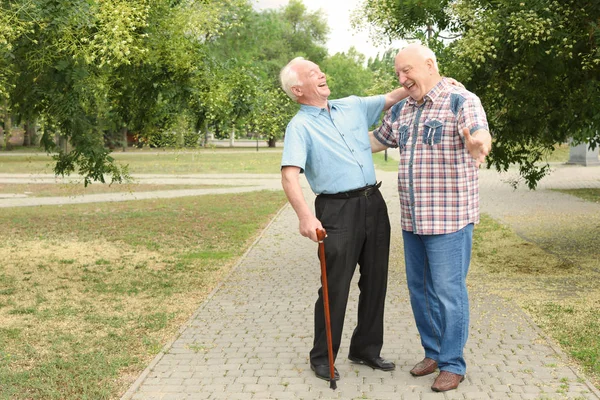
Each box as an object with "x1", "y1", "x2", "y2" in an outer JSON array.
[
  {"x1": 406, "y1": 78, "x2": 450, "y2": 107},
  {"x1": 300, "y1": 101, "x2": 337, "y2": 117}
]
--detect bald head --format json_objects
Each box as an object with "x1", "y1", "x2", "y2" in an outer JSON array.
[
  {"x1": 397, "y1": 44, "x2": 439, "y2": 72},
  {"x1": 394, "y1": 44, "x2": 442, "y2": 102}
]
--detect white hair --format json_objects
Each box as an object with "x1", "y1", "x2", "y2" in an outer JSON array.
[{"x1": 280, "y1": 57, "x2": 305, "y2": 101}]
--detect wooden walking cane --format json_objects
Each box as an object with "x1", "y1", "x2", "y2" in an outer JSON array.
[{"x1": 316, "y1": 228, "x2": 337, "y2": 390}]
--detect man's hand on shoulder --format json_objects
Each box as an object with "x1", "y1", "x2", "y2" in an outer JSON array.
[
  {"x1": 463, "y1": 128, "x2": 492, "y2": 167},
  {"x1": 446, "y1": 77, "x2": 465, "y2": 89}
]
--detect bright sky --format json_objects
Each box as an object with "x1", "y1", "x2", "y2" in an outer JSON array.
[{"x1": 253, "y1": 0, "x2": 405, "y2": 60}]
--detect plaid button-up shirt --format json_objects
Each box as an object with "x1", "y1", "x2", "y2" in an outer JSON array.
[{"x1": 373, "y1": 78, "x2": 489, "y2": 235}]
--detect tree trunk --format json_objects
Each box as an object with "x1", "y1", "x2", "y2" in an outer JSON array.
[
  {"x1": 42, "y1": 125, "x2": 53, "y2": 150},
  {"x1": 30, "y1": 118, "x2": 38, "y2": 146},
  {"x1": 0, "y1": 99, "x2": 7, "y2": 150},
  {"x1": 121, "y1": 127, "x2": 128, "y2": 152},
  {"x1": 23, "y1": 123, "x2": 30, "y2": 146},
  {"x1": 268, "y1": 137, "x2": 277, "y2": 148},
  {"x1": 55, "y1": 132, "x2": 67, "y2": 152},
  {"x1": 23, "y1": 121, "x2": 33, "y2": 147},
  {"x1": 4, "y1": 111, "x2": 12, "y2": 151},
  {"x1": 203, "y1": 120, "x2": 209, "y2": 147}
]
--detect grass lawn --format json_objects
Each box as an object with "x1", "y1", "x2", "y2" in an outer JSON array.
[
  {"x1": 372, "y1": 151, "x2": 398, "y2": 172},
  {"x1": 0, "y1": 183, "x2": 231, "y2": 197},
  {"x1": 0, "y1": 149, "x2": 283, "y2": 175},
  {"x1": 544, "y1": 143, "x2": 571, "y2": 162},
  {"x1": 0, "y1": 190, "x2": 287, "y2": 399},
  {"x1": 553, "y1": 188, "x2": 600, "y2": 204}
]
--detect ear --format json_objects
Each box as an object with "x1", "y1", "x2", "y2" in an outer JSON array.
[
  {"x1": 425, "y1": 58, "x2": 434, "y2": 73},
  {"x1": 291, "y1": 86, "x2": 302, "y2": 97}
]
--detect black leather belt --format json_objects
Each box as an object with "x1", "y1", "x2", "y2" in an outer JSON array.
[{"x1": 318, "y1": 182, "x2": 381, "y2": 199}]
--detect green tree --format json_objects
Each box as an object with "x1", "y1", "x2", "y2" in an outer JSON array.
[
  {"x1": 2, "y1": 0, "x2": 251, "y2": 184},
  {"x1": 207, "y1": 0, "x2": 329, "y2": 145},
  {"x1": 365, "y1": 48, "x2": 400, "y2": 95},
  {"x1": 209, "y1": 0, "x2": 328, "y2": 81},
  {"x1": 202, "y1": 63, "x2": 259, "y2": 140},
  {"x1": 357, "y1": 0, "x2": 455, "y2": 41},
  {"x1": 355, "y1": 0, "x2": 600, "y2": 188},
  {"x1": 281, "y1": 0, "x2": 329, "y2": 63},
  {"x1": 253, "y1": 85, "x2": 297, "y2": 147},
  {"x1": 446, "y1": 0, "x2": 600, "y2": 188},
  {"x1": 321, "y1": 47, "x2": 373, "y2": 98}
]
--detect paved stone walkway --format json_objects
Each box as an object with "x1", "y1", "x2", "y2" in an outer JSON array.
[{"x1": 107, "y1": 164, "x2": 600, "y2": 400}]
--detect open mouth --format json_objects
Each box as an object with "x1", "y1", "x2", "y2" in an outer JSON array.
[
  {"x1": 405, "y1": 82, "x2": 415, "y2": 89},
  {"x1": 318, "y1": 82, "x2": 328, "y2": 88}
]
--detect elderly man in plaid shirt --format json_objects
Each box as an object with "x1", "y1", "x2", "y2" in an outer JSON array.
[{"x1": 370, "y1": 44, "x2": 492, "y2": 393}]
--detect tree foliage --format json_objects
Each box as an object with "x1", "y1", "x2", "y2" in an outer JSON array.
[
  {"x1": 365, "y1": 48, "x2": 400, "y2": 96},
  {"x1": 358, "y1": 0, "x2": 455, "y2": 40},
  {"x1": 1, "y1": 0, "x2": 385, "y2": 183},
  {"x1": 207, "y1": 0, "x2": 328, "y2": 142},
  {"x1": 357, "y1": 0, "x2": 600, "y2": 188},
  {"x1": 1, "y1": 0, "x2": 250, "y2": 184},
  {"x1": 321, "y1": 47, "x2": 373, "y2": 98}
]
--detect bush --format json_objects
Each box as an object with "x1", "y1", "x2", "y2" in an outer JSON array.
[{"x1": 147, "y1": 130, "x2": 178, "y2": 148}]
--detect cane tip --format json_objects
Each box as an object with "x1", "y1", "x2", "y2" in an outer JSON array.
[{"x1": 330, "y1": 380, "x2": 337, "y2": 390}]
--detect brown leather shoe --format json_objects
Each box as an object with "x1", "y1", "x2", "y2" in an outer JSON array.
[
  {"x1": 410, "y1": 357, "x2": 438, "y2": 376},
  {"x1": 431, "y1": 371, "x2": 465, "y2": 392}
]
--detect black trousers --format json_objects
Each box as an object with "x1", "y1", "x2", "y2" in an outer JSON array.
[{"x1": 309, "y1": 189, "x2": 391, "y2": 365}]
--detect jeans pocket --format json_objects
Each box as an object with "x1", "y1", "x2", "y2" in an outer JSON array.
[{"x1": 422, "y1": 119, "x2": 443, "y2": 145}]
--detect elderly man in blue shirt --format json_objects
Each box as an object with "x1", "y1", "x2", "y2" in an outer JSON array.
[{"x1": 279, "y1": 56, "x2": 409, "y2": 382}]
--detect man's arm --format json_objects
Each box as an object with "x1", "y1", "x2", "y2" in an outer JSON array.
[
  {"x1": 383, "y1": 87, "x2": 408, "y2": 111},
  {"x1": 369, "y1": 131, "x2": 388, "y2": 153},
  {"x1": 281, "y1": 166, "x2": 323, "y2": 242}
]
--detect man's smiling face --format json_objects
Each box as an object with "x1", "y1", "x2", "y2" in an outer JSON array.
[
  {"x1": 292, "y1": 60, "x2": 330, "y2": 108},
  {"x1": 395, "y1": 48, "x2": 436, "y2": 103}
]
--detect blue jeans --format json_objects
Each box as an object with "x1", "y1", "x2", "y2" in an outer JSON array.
[{"x1": 402, "y1": 224, "x2": 473, "y2": 375}]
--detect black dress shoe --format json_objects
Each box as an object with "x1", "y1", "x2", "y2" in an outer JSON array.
[
  {"x1": 348, "y1": 354, "x2": 396, "y2": 371},
  {"x1": 310, "y1": 363, "x2": 340, "y2": 381}
]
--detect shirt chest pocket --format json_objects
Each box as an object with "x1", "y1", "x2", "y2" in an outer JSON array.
[
  {"x1": 398, "y1": 124, "x2": 410, "y2": 149},
  {"x1": 422, "y1": 119, "x2": 443, "y2": 145},
  {"x1": 349, "y1": 127, "x2": 371, "y2": 150}
]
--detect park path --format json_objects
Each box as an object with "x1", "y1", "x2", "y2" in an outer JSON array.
[
  {"x1": 104, "y1": 162, "x2": 599, "y2": 400},
  {"x1": 0, "y1": 173, "x2": 282, "y2": 208}
]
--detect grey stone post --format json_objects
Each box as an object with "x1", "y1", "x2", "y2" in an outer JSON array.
[{"x1": 568, "y1": 137, "x2": 599, "y2": 166}]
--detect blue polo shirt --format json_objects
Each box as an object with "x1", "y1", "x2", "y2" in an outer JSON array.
[{"x1": 281, "y1": 95, "x2": 385, "y2": 195}]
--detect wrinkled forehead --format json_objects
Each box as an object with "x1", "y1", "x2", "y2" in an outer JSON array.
[{"x1": 395, "y1": 48, "x2": 422, "y2": 69}]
